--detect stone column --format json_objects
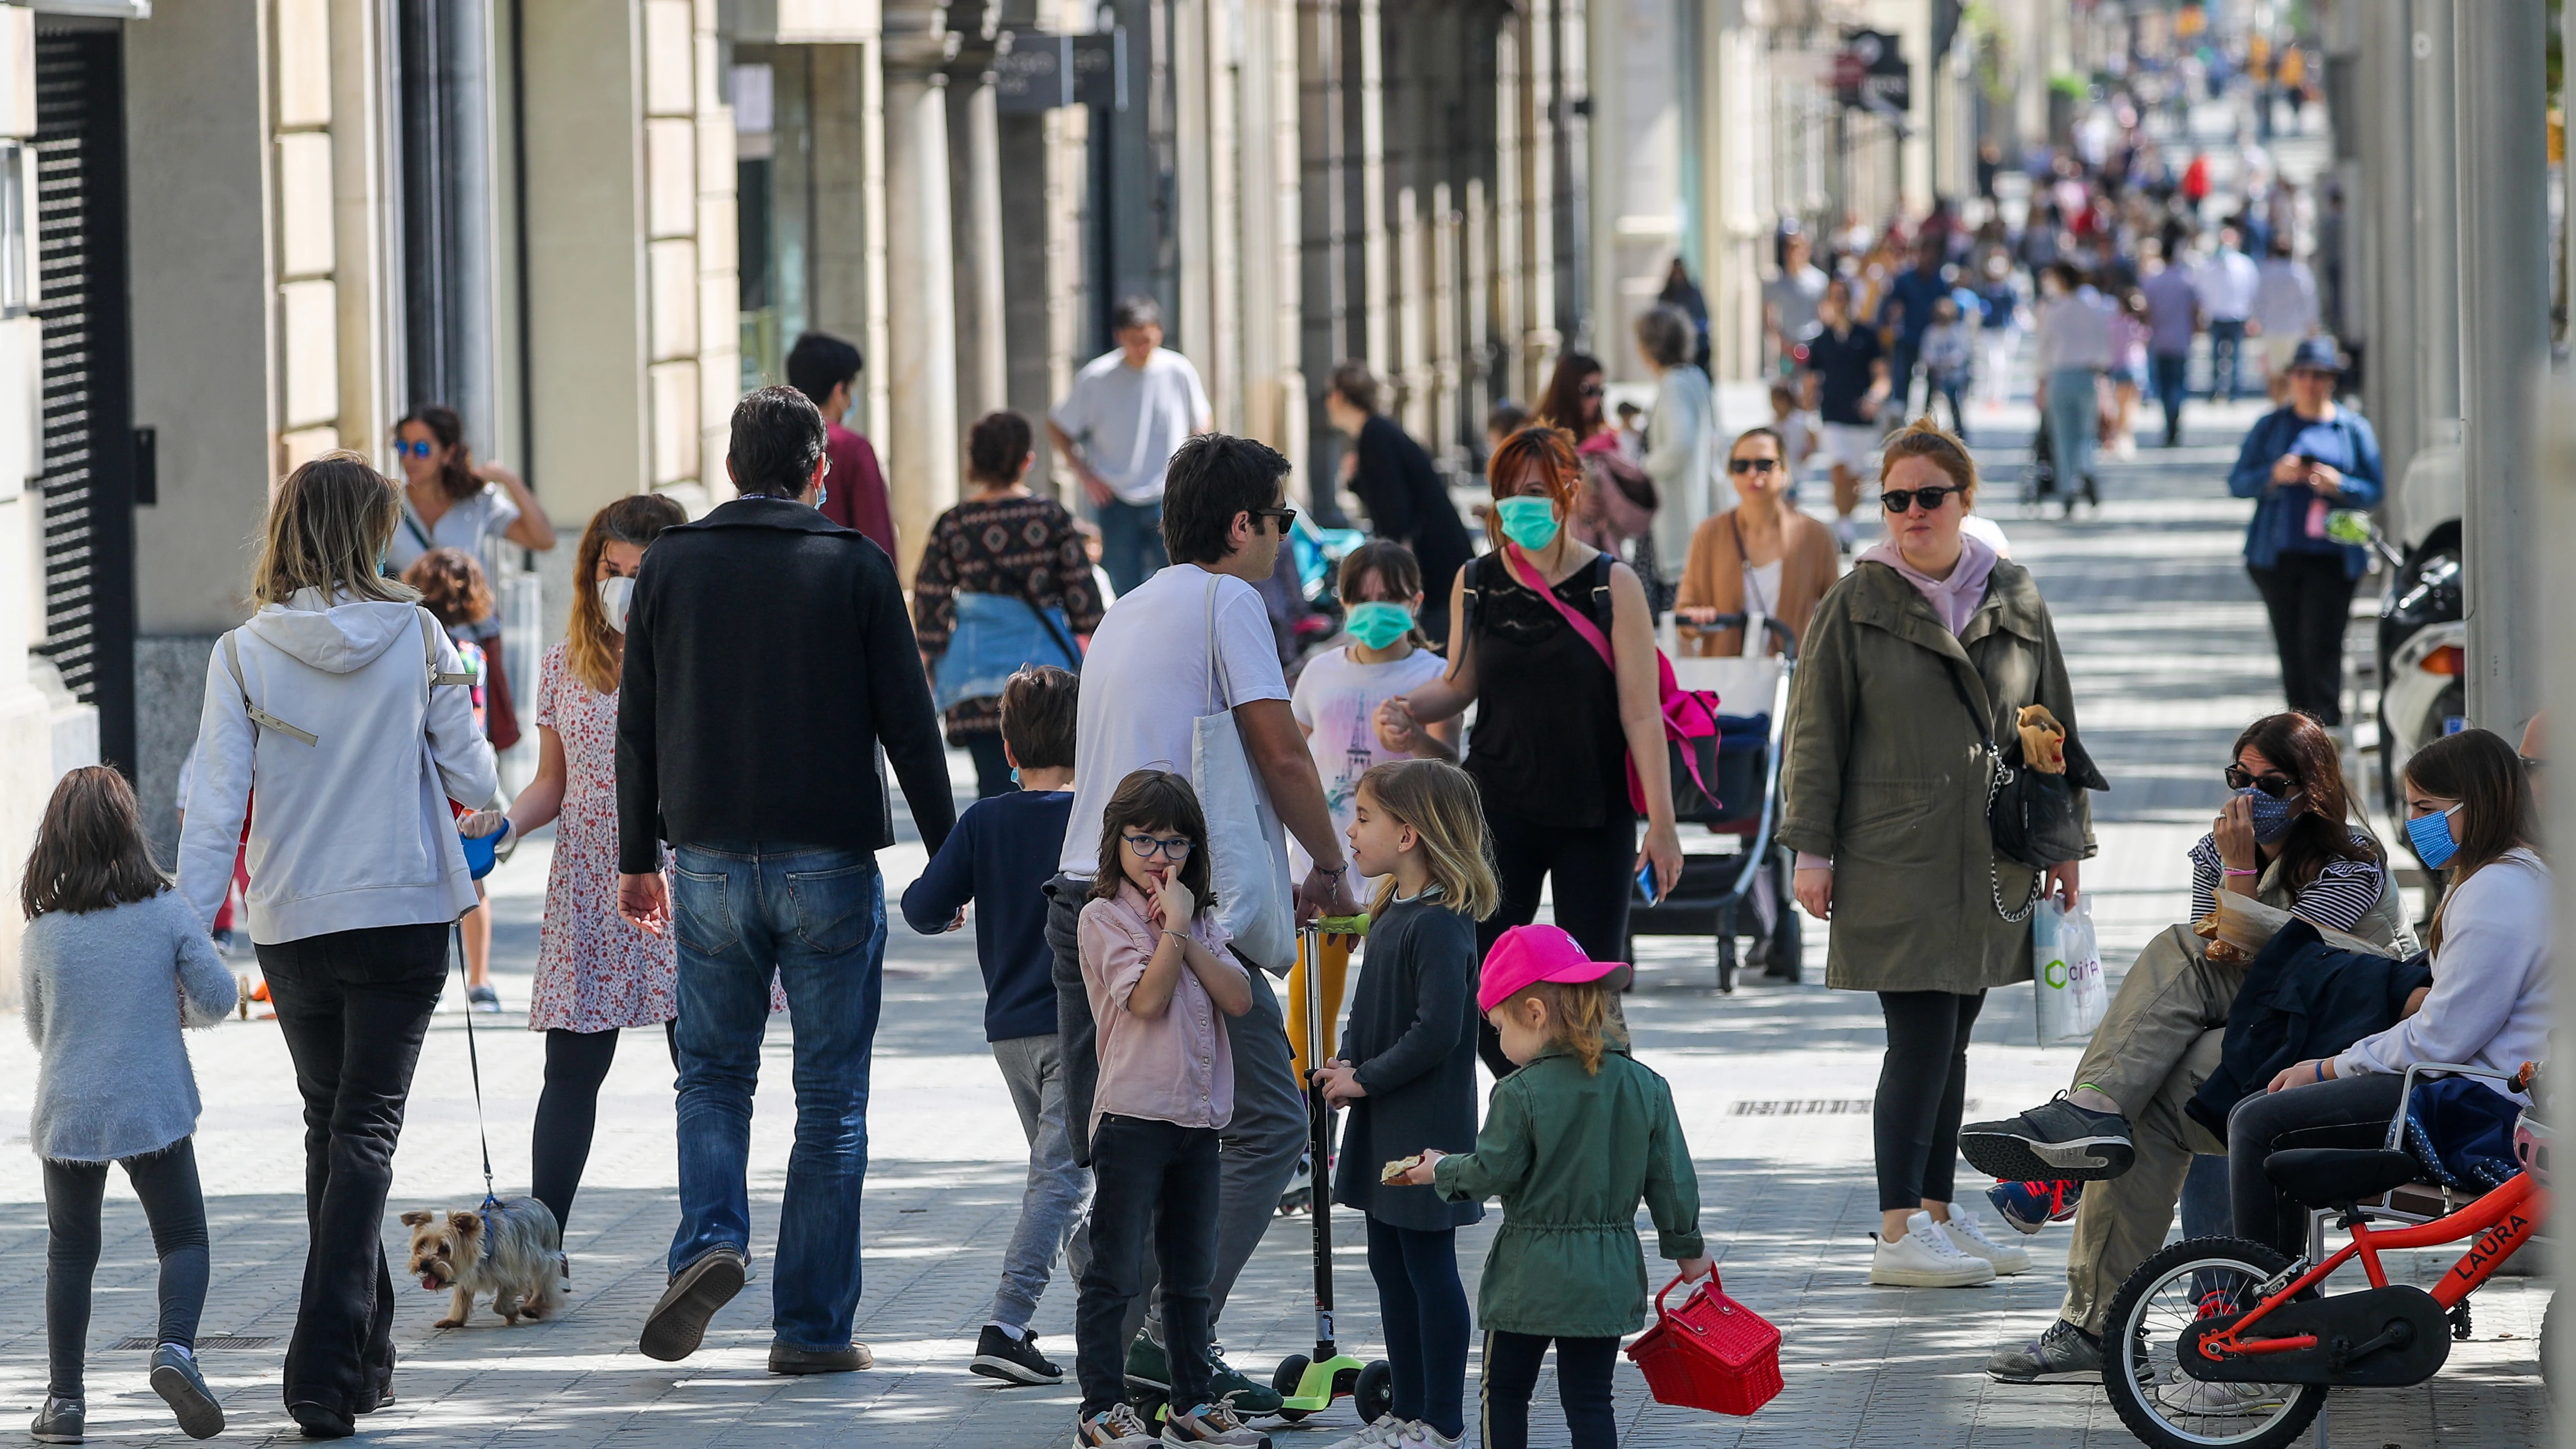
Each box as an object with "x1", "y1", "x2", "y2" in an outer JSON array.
[
  {"x1": 884, "y1": 12, "x2": 961, "y2": 579},
  {"x1": 950, "y1": 21, "x2": 1008, "y2": 422}
]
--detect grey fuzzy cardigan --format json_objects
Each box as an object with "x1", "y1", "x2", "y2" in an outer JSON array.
[{"x1": 22, "y1": 890, "x2": 237, "y2": 1162}]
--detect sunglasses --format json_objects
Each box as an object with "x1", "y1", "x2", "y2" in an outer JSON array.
[
  {"x1": 1254, "y1": 505, "x2": 1298, "y2": 532},
  {"x1": 396, "y1": 439, "x2": 435, "y2": 459},
  {"x1": 1879, "y1": 484, "x2": 1964, "y2": 514},
  {"x1": 1579, "y1": 384, "x2": 1605, "y2": 398},
  {"x1": 1124, "y1": 833, "x2": 1195, "y2": 861},
  {"x1": 1728, "y1": 458, "x2": 1780, "y2": 475},
  {"x1": 2224, "y1": 766, "x2": 2298, "y2": 798}
]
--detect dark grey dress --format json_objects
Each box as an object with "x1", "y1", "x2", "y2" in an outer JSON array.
[{"x1": 1329, "y1": 889, "x2": 1486, "y2": 1231}]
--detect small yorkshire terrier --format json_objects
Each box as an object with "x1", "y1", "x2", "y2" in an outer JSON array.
[{"x1": 401, "y1": 1196, "x2": 564, "y2": 1328}]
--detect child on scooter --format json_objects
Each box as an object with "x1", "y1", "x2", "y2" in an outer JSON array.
[
  {"x1": 1395, "y1": 926, "x2": 1711, "y2": 1449},
  {"x1": 1072, "y1": 771, "x2": 1265, "y2": 1449},
  {"x1": 1311, "y1": 759, "x2": 1498, "y2": 1449}
]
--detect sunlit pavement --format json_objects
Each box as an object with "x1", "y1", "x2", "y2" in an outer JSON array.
[{"x1": 0, "y1": 400, "x2": 2544, "y2": 1444}]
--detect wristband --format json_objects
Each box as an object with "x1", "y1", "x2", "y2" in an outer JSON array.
[
  {"x1": 2223, "y1": 868, "x2": 2258, "y2": 877},
  {"x1": 2315, "y1": 1060, "x2": 2326, "y2": 1082}
]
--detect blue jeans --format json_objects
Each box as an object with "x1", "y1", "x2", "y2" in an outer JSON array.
[
  {"x1": 669, "y1": 842, "x2": 887, "y2": 1351},
  {"x1": 2045, "y1": 367, "x2": 2099, "y2": 495},
  {"x1": 2150, "y1": 352, "x2": 2191, "y2": 441},
  {"x1": 2207, "y1": 318, "x2": 2247, "y2": 401},
  {"x1": 1096, "y1": 495, "x2": 1167, "y2": 597}
]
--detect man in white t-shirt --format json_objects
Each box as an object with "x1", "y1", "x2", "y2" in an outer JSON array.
[
  {"x1": 1048, "y1": 296, "x2": 1215, "y2": 596},
  {"x1": 1042, "y1": 433, "x2": 1356, "y2": 1409}
]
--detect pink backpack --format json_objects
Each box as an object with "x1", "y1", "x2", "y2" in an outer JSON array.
[{"x1": 1495, "y1": 544, "x2": 1720, "y2": 815}]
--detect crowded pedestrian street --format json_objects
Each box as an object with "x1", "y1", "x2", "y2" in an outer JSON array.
[{"x1": 0, "y1": 397, "x2": 2545, "y2": 1446}]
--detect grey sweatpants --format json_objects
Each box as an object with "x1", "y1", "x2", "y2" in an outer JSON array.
[{"x1": 988, "y1": 1033, "x2": 1094, "y2": 1331}]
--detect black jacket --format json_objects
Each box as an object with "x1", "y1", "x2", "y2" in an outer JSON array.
[
  {"x1": 1329, "y1": 889, "x2": 1486, "y2": 1230},
  {"x1": 616, "y1": 496, "x2": 955, "y2": 872},
  {"x1": 1349, "y1": 414, "x2": 1473, "y2": 643},
  {"x1": 2186, "y1": 919, "x2": 2432, "y2": 1143}
]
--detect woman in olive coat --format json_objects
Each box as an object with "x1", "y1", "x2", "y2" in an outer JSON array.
[{"x1": 1779, "y1": 418, "x2": 2095, "y2": 1289}]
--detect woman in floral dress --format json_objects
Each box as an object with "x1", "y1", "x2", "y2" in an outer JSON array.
[
  {"x1": 913, "y1": 410, "x2": 1102, "y2": 797},
  {"x1": 492, "y1": 494, "x2": 690, "y2": 1240}
]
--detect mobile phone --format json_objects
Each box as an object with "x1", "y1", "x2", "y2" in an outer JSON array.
[{"x1": 1637, "y1": 863, "x2": 1662, "y2": 907}]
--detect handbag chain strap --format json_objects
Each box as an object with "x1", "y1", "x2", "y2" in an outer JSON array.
[{"x1": 1942, "y1": 657, "x2": 2042, "y2": 924}]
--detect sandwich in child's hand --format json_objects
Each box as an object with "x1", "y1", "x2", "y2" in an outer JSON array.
[{"x1": 1382, "y1": 1154, "x2": 1425, "y2": 1185}]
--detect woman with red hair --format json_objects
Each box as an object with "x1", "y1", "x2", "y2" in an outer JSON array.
[{"x1": 1377, "y1": 426, "x2": 1684, "y2": 1075}]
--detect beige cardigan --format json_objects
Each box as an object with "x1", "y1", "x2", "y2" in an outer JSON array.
[{"x1": 1672, "y1": 506, "x2": 1840, "y2": 657}]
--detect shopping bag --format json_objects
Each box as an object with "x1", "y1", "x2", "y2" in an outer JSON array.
[
  {"x1": 1190, "y1": 576, "x2": 1296, "y2": 976},
  {"x1": 2032, "y1": 897, "x2": 2105, "y2": 1044}
]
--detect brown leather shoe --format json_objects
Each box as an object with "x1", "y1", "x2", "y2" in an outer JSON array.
[
  {"x1": 640, "y1": 1247, "x2": 748, "y2": 1362},
  {"x1": 768, "y1": 1341, "x2": 874, "y2": 1375}
]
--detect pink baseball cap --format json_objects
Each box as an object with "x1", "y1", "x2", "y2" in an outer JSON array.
[{"x1": 1477, "y1": 924, "x2": 1634, "y2": 1014}]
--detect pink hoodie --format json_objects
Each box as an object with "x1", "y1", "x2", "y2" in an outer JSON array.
[{"x1": 1855, "y1": 531, "x2": 1999, "y2": 637}]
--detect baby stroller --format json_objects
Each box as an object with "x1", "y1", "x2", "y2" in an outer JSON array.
[{"x1": 1624, "y1": 614, "x2": 1799, "y2": 992}]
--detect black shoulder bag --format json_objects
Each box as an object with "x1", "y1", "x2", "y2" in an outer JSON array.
[{"x1": 1942, "y1": 660, "x2": 2106, "y2": 921}]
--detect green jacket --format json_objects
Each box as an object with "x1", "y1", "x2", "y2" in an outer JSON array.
[
  {"x1": 1431, "y1": 1047, "x2": 1703, "y2": 1338},
  {"x1": 1778, "y1": 557, "x2": 2093, "y2": 994}
]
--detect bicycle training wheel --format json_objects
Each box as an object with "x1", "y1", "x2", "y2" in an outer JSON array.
[{"x1": 2102, "y1": 1236, "x2": 2326, "y2": 1449}]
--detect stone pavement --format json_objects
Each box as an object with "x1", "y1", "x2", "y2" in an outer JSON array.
[{"x1": 0, "y1": 401, "x2": 2546, "y2": 1446}]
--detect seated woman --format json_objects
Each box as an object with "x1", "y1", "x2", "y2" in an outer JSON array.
[
  {"x1": 1967, "y1": 712, "x2": 2414, "y2": 1383},
  {"x1": 2229, "y1": 727, "x2": 2549, "y2": 1257},
  {"x1": 1672, "y1": 425, "x2": 1838, "y2": 658}
]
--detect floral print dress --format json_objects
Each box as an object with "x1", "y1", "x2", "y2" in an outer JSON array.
[{"x1": 528, "y1": 642, "x2": 675, "y2": 1032}]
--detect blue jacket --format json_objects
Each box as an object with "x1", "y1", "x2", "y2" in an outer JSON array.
[
  {"x1": 2187, "y1": 919, "x2": 2431, "y2": 1143},
  {"x1": 2227, "y1": 405, "x2": 2382, "y2": 579}
]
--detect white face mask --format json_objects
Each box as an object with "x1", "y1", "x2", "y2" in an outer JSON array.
[{"x1": 597, "y1": 575, "x2": 635, "y2": 634}]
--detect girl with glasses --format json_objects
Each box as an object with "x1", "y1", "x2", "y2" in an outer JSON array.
[{"x1": 1673, "y1": 426, "x2": 1837, "y2": 661}]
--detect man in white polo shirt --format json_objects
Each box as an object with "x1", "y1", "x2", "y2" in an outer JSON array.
[{"x1": 1048, "y1": 295, "x2": 1214, "y2": 596}]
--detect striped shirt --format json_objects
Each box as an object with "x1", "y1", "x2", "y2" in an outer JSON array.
[{"x1": 2187, "y1": 831, "x2": 2386, "y2": 931}]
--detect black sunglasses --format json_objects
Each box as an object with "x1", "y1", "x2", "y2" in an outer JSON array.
[
  {"x1": 1879, "y1": 484, "x2": 1964, "y2": 514},
  {"x1": 1254, "y1": 505, "x2": 1299, "y2": 533},
  {"x1": 1579, "y1": 383, "x2": 1605, "y2": 398},
  {"x1": 1729, "y1": 458, "x2": 1781, "y2": 475},
  {"x1": 2224, "y1": 765, "x2": 2299, "y2": 798}
]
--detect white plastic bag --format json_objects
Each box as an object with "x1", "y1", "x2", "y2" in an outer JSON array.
[
  {"x1": 2032, "y1": 897, "x2": 2105, "y2": 1044},
  {"x1": 1190, "y1": 576, "x2": 1296, "y2": 976}
]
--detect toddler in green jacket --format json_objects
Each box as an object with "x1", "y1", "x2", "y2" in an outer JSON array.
[{"x1": 1395, "y1": 924, "x2": 1710, "y2": 1449}]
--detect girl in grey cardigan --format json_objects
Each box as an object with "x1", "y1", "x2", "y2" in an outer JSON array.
[{"x1": 21, "y1": 767, "x2": 236, "y2": 1443}]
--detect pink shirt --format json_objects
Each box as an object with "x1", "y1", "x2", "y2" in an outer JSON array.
[{"x1": 1078, "y1": 883, "x2": 1241, "y2": 1135}]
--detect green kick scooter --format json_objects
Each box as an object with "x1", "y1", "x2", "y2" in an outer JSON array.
[{"x1": 1270, "y1": 917, "x2": 1393, "y2": 1426}]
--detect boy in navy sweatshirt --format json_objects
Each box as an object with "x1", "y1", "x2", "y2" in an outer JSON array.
[{"x1": 900, "y1": 665, "x2": 1089, "y2": 1386}]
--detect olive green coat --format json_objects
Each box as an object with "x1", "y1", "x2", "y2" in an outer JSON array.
[
  {"x1": 1430, "y1": 1047, "x2": 1704, "y2": 1338},
  {"x1": 1778, "y1": 558, "x2": 2094, "y2": 995}
]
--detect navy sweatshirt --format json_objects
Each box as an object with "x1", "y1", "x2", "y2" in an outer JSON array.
[{"x1": 899, "y1": 790, "x2": 1072, "y2": 1041}]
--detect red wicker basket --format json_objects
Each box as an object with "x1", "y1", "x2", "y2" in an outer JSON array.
[{"x1": 1624, "y1": 1272, "x2": 1783, "y2": 1416}]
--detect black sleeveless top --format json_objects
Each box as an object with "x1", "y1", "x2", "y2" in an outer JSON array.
[{"x1": 1461, "y1": 551, "x2": 1632, "y2": 829}]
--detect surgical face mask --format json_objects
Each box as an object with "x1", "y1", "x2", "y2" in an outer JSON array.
[
  {"x1": 1495, "y1": 495, "x2": 1562, "y2": 551},
  {"x1": 597, "y1": 575, "x2": 636, "y2": 634},
  {"x1": 2236, "y1": 785, "x2": 2300, "y2": 846},
  {"x1": 1345, "y1": 601, "x2": 1415, "y2": 650},
  {"x1": 2406, "y1": 803, "x2": 2464, "y2": 871}
]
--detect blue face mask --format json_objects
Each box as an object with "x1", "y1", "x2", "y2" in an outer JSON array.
[
  {"x1": 1345, "y1": 601, "x2": 1415, "y2": 650},
  {"x1": 2406, "y1": 804, "x2": 2464, "y2": 870},
  {"x1": 1494, "y1": 495, "x2": 1561, "y2": 551},
  {"x1": 2236, "y1": 785, "x2": 2300, "y2": 846}
]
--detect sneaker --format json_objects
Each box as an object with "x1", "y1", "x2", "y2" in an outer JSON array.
[
  {"x1": 1161, "y1": 1400, "x2": 1271, "y2": 1447},
  {"x1": 972, "y1": 1324, "x2": 1065, "y2": 1385},
  {"x1": 1124, "y1": 1333, "x2": 1173, "y2": 1394},
  {"x1": 1985, "y1": 1318, "x2": 2103, "y2": 1383},
  {"x1": 1076, "y1": 1404, "x2": 1162, "y2": 1448},
  {"x1": 30, "y1": 1397, "x2": 82, "y2": 1444},
  {"x1": 2159, "y1": 1376, "x2": 2287, "y2": 1417},
  {"x1": 150, "y1": 1345, "x2": 225, "y2": 1439},
  {"x1": 468, "y1": 983, "x2": 502, "y2": 1012},
  {"x1": 1987, "y1": 1178, "x2": 2083, "y2": 1235},
  {"x1": 1869, "y1": 1210, "x2": 1996, "y2": 1288},
  {"x1": 1939, "y1": 1206, "x2": 2030, "y2": 1275},
  {"x1": 640, "y1": 1246, "x2": 748, "y2": 1362},
  {"x1": 1389, "y1": 1424, "x2": 1462, "y2": 1448},
  {"x1": 1203, "y1": 1345, "x2": 1283, "y2": 1416},
  {"x1": 1322, "y1": 1415, "x2": 1409, "y2": 1449},
  {"x1": 1958, "y1": 1093, "x2": 2137, "y2": 1182}
]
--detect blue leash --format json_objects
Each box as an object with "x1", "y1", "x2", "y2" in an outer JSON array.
[{"x1": 450, "y1": 920, "x2": 502, "y2": 1212}]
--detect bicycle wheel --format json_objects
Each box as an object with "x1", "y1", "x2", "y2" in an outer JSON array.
[{"x1": 2102, "y1": 1236, "x2": 2326, "y2": 1449}]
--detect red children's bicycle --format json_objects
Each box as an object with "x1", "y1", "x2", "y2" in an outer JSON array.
[{"x1": 2101, "y1": 1062, "x2": 2552, "y2": 1449}]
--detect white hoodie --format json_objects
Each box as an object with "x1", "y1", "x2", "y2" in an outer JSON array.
[{"x1": 178, "y1": 588, "x2": 498, "y2": 945}]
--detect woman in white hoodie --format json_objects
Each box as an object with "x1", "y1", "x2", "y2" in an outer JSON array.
[{"x1": 177, "y1": 453, "x2": 497, "y2": 1439}]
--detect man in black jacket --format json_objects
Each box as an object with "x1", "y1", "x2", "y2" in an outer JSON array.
[
  {"x1": 615, "y1": 385, "x2": 955, "y2": 1376},
  {"x1": 1324, "y1": 360, "x2": 1472, "y2": 645}
]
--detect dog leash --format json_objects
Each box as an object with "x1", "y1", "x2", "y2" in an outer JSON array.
[{"x1": 450, "y1": 921, "x2": 502, "y2": 1212}]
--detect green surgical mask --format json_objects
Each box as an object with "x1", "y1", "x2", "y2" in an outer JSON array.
[
  {"x1": 1344, "y1": 601, "x2": 1414, "y2": 649},
  {"x1": 1495, "y1": 495, "x2": 1561, "y2": 551}
]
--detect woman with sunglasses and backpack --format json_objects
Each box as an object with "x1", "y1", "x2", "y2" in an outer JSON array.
[
  {"x1": 1779, "y1": 418, "x2": 2091, "y2": 1291},
  {"x1": 1673, "y1": 426, "x2": 1838, "y2": 659},
  {"x1": 1376, "y1": 426, "x2": 1685, "y2": 1077}
]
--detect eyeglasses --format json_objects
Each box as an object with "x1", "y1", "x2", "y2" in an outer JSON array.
[
  {"x1": 1254, "y1": 506, "x2": 1299, "y2": 533},
  {"x1": 396, "y1": 439, "x2": 434, "y2": 459},
  {"x1": 1879, "y1": 484, "x2": 1965, "y2": 514},
  {"x1": 1124, "y1": 833, "x2": 1195, "y2": 861},
  {"x1": 1728, "y1": 458, "x2": 1780, "y2": 475},
  {"x1": 2224, "y1": 765, "x2": 2298, "y2": 798}
]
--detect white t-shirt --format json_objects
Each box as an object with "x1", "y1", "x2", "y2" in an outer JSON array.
[
  {"x1": 1287, "y1": 644, "x2": 1450, "y2": 881},
  {"x1": 1051, "y1": 348, "x2": 1213, "y2": 504},
  {"x1": 1060, "y1": 565, "x2": 1293, "y2": 876},
  {"x1": 388, "y1": 483, "x2": 521, "y2": 584}
]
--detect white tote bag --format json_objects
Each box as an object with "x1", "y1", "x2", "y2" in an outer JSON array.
[
  {"x1": 1190, "y1": 575, "x2": 1297, "y2": 975},
  {"x1": 2032, "y1": 897, "x2": 2106, "y2": 1044}
]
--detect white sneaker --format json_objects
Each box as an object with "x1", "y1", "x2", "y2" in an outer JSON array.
[
  {"x1": 2159, "y1": 1376, "x2": 2288, "y2": 1418},
  {"x1": 1869, "y1": 1210, "x2": 1997, "y2": 1288},
  {"x1": 1322, "y1": 1417, "x2": 1407, "y2": 1449},
  {"x1": 1389, "y1": 1423, "x2": 1461, "y2": 1448},
  {"x1": 1940, "y1": 1206, "x2": 2032, "y2": 1275}
]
